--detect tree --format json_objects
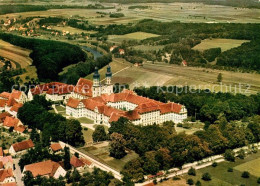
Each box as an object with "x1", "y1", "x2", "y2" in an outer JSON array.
[
  {"x1": 224, "y1": 149, "x2": 235, "y2": 162},
  {"x1": 202, "y1": 172, "x2": 211, "y2": 181},
  {"x1": 143, "y1": 151, "x2": 160, "y2": 175},
  {"x1": 212, "y1": 162, "x2": 218, "y2": 167},
  {"x1": 188, "y1": 167, "x2": 196, "y2": 176},
  {"x1": 92, "y1": 125, "x2": 107, "y2": 142},
  {"x1": 187, "y1": 178, "x2": 194, "y2": 185},
  {"x1": 64, "y1": 147, "x2": 71, "y2": 170},
  {"x1": 30, "y1": 128, "x2": 40, "y2": 143},
  {"x1": 155, "y1": 148, "x2": 172, "y2": 170},
  {"x1": 64, "y1": 119, "x2": 85, "y2": 147},
  {"x1": 227, "y1": 167, "x2": 233, "y2": 172},
  {"x1": 241, "y1": 171, "x2": 250, "y2": 178},
  {"x1": 109, "y1": 132, "x2": 126, "y2": 159},
  {"x1": 257, "y1": 177, "x2": 260, "y2": 184},
  {"x1": 217, "y1": 73, "x2": 222, "y2": 83},
  {"x1": 121, "y1": 158, "x2": 144, "y2": 183},
  {"x1": 71, "y1": 169, "x2": 81, "y2": 182},
  {"x1": 195, "y1": 180, "x2": 201, "y2": 186},
  {"x1": 237, "y1": 149, "x2": 246, "y2": 159},
  {"x1": 22, "y1": 171, "x2": 34, "y2": 186}
]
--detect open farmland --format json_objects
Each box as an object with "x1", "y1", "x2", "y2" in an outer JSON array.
[
  {"x1": 108, "y1": 32, "x2": 160, "y2": 44},
  {"x1": 193, "y1": 38, "x2": 250, "y2": 52},
  {"x1": 51, "y1": 26, "x2": 97, "y2": 34},
  {"x1": 234, "y1": 157, "x2": 260, "y2": 177},
  {"x1": 100, "y1": 59, "x2": 260, "y2": 95},
  {"x1": 132, "y1": 45, "x2": 164, "y2": 51}
]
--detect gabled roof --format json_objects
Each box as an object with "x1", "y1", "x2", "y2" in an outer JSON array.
[
  {"x1": 0, "y1": 147, "x2": 3, "y2": 157},
  {"x1": 10, "y1": 103, "x2": 23, "y2": 112},
  {"x1": 0, "y1": 112, "x2": 12, "y2": 122},
  {"x1": 3, "y1": 116, "x2": 19, "y2": 127},
  {"x1": 2, "y1": 182, "x2": 17, "y2": 186},
  {"x1": 74, "y1": 78, "x2": 93, "y2": 97},
  {"x1": 24, "y1": 160, "x2": 61, "y2": 177},
  {"x1": 67, "y1": 98, "x2": 81, "y2": 108},
  {"x1": 11, "y1": 139, "x2": 34, "y2": 152},
  {"x1": 79, "y1": 158, "x2": 92, "y2": 166},
  {"x1": 0, "y1": 92, "x2": 10, "y2": 99},
  {"x1": 0, "y1": 99, "x2": 7, "y2": 107},
  {"x1": 0, "y1": 156, "x2": 13, "y2": 165},
  {"x1": 159, "y1": 102, "x2": 182, "y2": 114},
  {"x1": 0, "y1": 168, "x2": 13, "y2": 182},
  {"x1": 10, "y1": 90, "x2": 22, "y2": 100},
  {"x1": 30, "y1": 82, "x2": 74, "y2": 95},
  {"x1": 50, "y1": 143, "x2": 62, "y2": 152},
  {"x1": 70, "y1": 156, "x2": 84, "y2": 168}
]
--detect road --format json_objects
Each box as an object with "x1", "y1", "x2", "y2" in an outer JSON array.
[{"x1": 13, "y1": 158, "x2": 24, "y2": 186}]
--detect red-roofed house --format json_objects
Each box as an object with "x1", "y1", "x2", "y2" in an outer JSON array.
[
  {"x1": 70, "y1": 156, "x2": 93, "y2": 170},
  {"x1": 0, "y1": 156, "x2": 13, "y2": 169},
  {"x1": 0, "y1": 148, "x2": 3, "y2": 157},
  {"x1": 3, "y1": 116, "x2": 26, "y2": 134},
  {"x1": 50, "y1": 143, "x2": 62, "y2": 153},
  {"x1": 0, "y1": 169, "x2": 15, "y2": 184},
  {"x1": 9, "y1": 139, "x2": 34, "y2": 155},
  {"x1": 182, "y1": 60, "x2": 188, "y2": 67},
  {"x1": 22, "y1": 160, "x2": 66, "y2": 179}
]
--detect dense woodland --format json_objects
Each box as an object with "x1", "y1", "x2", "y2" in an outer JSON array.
[
  {"x1": 109, "y1": 116, "x2": 260, "y2": 182},
  {"x1": 0, "y1": 33, "x2": 87, "y2": 81},
  {"x1": 96, "y1": 20, "x2": 260, "y2": 72},
  {"x1": 134, "y1": 86, "x2": 260, "y2": 123}
]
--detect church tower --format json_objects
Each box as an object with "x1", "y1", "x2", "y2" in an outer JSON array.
[
  {"x1": 105, "y1": 64, "x2": 113, "y2": 95},
  {"x1": 93, "y1": 67, "x2": 101, "y2": 97}
]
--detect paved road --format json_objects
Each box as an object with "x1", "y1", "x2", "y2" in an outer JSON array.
[{"x1": 13, "y1": 158, "x2": 24, "y2": 186}]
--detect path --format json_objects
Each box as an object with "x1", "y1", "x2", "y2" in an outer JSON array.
[
  {"x1": 52, "y1": 104, "x2": 58, "y2": 114},
  {"x1": 13, "y1": 158, "x2": 24, "y2": 186},
  {"x1": 100, "y1": 66, "x2": 130, "y2": 82}
]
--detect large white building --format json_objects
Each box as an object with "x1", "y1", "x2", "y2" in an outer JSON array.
[{"x1": 66, "y1": 65, "x2": 187, "y2": 126}]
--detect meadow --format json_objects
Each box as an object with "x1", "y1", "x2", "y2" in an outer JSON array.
[
  {"x1": 51, "y1": 26, "x2": 97, "y2": 34},
  {"x1": 193, "y1": 38, "x2": 250, "y2": 52},
  {"x1": 182, "y1": 152, "x2": 260, "y2": 186},
  {"x1": 132, "y1": 45, "x2": 164, "y2": 51},
  {"x1": 107, "y1": 32, "x2": 160, "y2": 44}
]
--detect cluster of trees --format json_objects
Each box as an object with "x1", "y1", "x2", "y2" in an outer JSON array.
[
  {"x1": 128, "y1": 5, "x2": 149, "y2": 9},
  {"x1": 134, "y1": 86, "x2": 260, "y2": 123},
  {"x1": 59, "y1": 54, "x2": 112, "y2": 84},
  {"x1": 0, "y1": 33, "x2": 87, "y2": 81},
  {"x1": 109, "y1": 13, "x2": 125, "y2": 18},
  {"x1": 18, "y1": 95, "x2": 85, "y2": 147},
  {"x1": 110, "y1": 116, "x2": 259, "y2": 183}
]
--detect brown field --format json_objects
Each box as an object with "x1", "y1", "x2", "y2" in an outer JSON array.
[{"x1": 95, "y1": 59, "x2": 260, "y2": 95}]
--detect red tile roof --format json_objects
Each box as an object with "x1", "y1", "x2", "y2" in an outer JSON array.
[
  {"x1": 3, "y1": 116, "x2": 19, "y2": 127},
  {"x1": 0, "y1": 92, "x2": 10, "y2": 99},
  {"x1": 74, "y1": 78, "x2": 93, "y2": 97},
  {"x1": 30, "y1": 82, "x2": 74, "y2": 95},
  {"x1": 2, "y1": 182, "x2": 17, "y2": 186},
  {"x1": 10, "y1": 103, "x2": 23, "y2": 112},
  {"x1": 0, "y1": 99, "x2": 7, "y2": 107},
  {"x1": 67, "y1": 98, "x2": 81, "y2": 108},
  {"x1": 159, "y1": 103, "x2": 182, "y2": 114},
  {"x1": 50, "y1": 143, "x2": 62, "y2": 152},
  {"x1": 0, "y1": 112, "x2": 12, "y2": 122},
  {"x1": 24, "y1": 160, "x2": 61, "y2": 177},
  {"x1": 0, "y1": 156, "x2": 13, "y2": 165},
  {"x1": 11, "y1": 139, "x2": 34, "y2": 152},
  {"x1": 79, "y1": 158, "x2": 92, "y2": 166},
  {"x1": 0, "y1": 168, "x2": 13, "y2": 182},
  {"x1": 70, "y1": 156, "x2": 85, "y2": 168},
  {"x1": 0, "y1": 147, "x2": 3, "y2": 157}
]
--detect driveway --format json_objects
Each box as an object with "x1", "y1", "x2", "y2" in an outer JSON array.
[{"x1": 13, "y1": 158, "x2": 24, "y2": 186}]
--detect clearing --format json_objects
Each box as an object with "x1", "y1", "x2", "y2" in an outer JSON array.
[
  {"x1": 193, "y1": 38, "x2": 250, "y2": 52},
  {"x1": 107, "y1": 32, "x2": 160, "y2": 44}
]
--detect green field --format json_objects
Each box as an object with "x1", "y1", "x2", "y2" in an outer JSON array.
[
  {"x1": 132, "y1": 45, "x2": 164, "y2": 51},
  {"x1": 182, "y1": 152, "x2": 260, "y2": 186},
  {"x1": 107, "y1": 32, "x2": 160, "y2": 44},
  {"x1": 82, "y1": 128, "x2": 94, "y2": 144},
  {"x1": 193, "y1": 38, "x2": 250, "y2": 52},
  {"x1": 234, "y1": 158, "x2": 260, "y2": 177}
]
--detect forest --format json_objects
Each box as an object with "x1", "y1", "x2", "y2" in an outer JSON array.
[
  {"x1": 96, "y1": 20, "x2": 260, "y2": 71},
  {"x1": 0, "y1": 33, "x2": 87, "y2": 81}
]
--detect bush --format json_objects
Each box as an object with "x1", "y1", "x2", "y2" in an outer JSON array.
[
  {"x1": 241, "y1": 171, "x2": 250, "y2": 178},
  {"x1": 257, "y1": 177, "x2": 260, "y2": 184},
  {"x1": 227, "y1": 167, "x2": 233, "y2": 172},
  {"x1": 202, "y1": 172, "x2": 211, "y2": 181},
  {"x1": 212, "y1": 162, "x2": 218, "y2": 167},
  {"x1": 195, "y1": 180, "x2": 201, "y2": 186},
  {"x1": 177, "y1": 123, "x2": 183, "y2": 127},
  {"x1": 237, "y1": 149, "x2": 246, "y2": 159},
  {"x1": 187, "y1": 178, "x2": 194, "y2": 185},
  {"x1": 188, "y1": 167, "x2": 196, "y2": 176},
  {"x1": 173, "y1": 176, "x2": 181, "y2": 180},
  {"x1": 224, "y1": 149, "x2": 235, "y2": 162}
]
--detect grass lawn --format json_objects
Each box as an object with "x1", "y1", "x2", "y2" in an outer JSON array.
[
  {"x1": 132, "y1": 45, "x2": 164, "y2": 51},
  {"x1": 82, "y1": 128, "x2": 94, "y2": 144},
  {"x1": 234, "y1": 157, "x2": 260, "y2": 177},
  {"x1": 81, "y1": 145, "x2": 139, "y2": 171},
  {"x1": 108, "y1": 32, "x2": 160, "y2": 44},
  {"x1": 192, "y1": 38, "x2": 249, "y2": 52},
  {"x1": 56, "y1": 105, "x2": 65, "y2": 112},
  {"x1": 182, "y1": 152, "x2": 260, "y2": 186},
  {"x1": 77, "y1": 117, "x2": 94, "y2": 124}
]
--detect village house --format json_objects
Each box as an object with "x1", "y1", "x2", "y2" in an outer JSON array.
[
  {"x1": 50, "y1": 143, "x2": 63, "y2": 153},
  {"x1": 9, "y1": 139, "x2": 34, "y2": 156},
  {"x1": 3, "y1": 116, "x2": 26, "y2": 134},
  {"x1": 0, "y1": 169, "x2": 15, "y2": 184},
  {"x1": 70, "y1": 156, "x2": 93, "y2": 171},
  {"x1": 182, "y1": 60, "x2": 188, "y2": 67},
  {"x1": 119, "y1": 49, "x2": 125, "y2": 55},
  {"x1": 109, "y1": 45, "x2": 118, "y2": 52},
  {"x1": 0, "y1": 112, "x2": 12, "y2": 123},
  {"x1": 66, "y1": 66, "x2": 187, "y2": 126},
  {"x1": 0, "y1": 156, "x2": 13, "y2": 170},
  {"x1": 22, "y1": 160, "x2": 66, "y2": 179}
]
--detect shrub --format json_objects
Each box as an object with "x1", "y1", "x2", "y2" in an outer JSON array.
[
  {"x1": 202, "y1": 172, "x2": 211, "y2": 181},
  {"x1": 153, "y1": 179, "x2": 157, "y2": 185},
  {"x1": 241, "y1": 171, "x2": 250, "y2": 178},
  {"x1": 173, "y1": 176, "x2": 181, "y2": 180},
  {"x1": 257, "y1": 177, "x2": 260, "y2": 184},
  {"x1": 227, "y1": 167, "x2": 233, "y2": 172},
  {"x1": 188, "y1": 167, "x2": 196, "y2": 176},
  {"x1": 212, "y1": 162, "x2": 218, "y2": 167},
  {"x1": 237, "y1": 149, "x2": 246, "y2": 159},
  {"x1": 177, "y1": 123, "x2": 183, "y2": 127},
  {"x1": 224, "y1": 149, "x2": 235, "y2": 162},
  {"x1": 195, "y1": 181, "x2": 201, "y2": 186},
  {"x1": 187, "y1": 178, "x2": 194, "y2": 185}
]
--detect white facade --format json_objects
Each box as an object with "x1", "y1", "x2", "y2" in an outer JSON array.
[{"x1": 53, "y1": 166, "x2": 66, "y2": 179}]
